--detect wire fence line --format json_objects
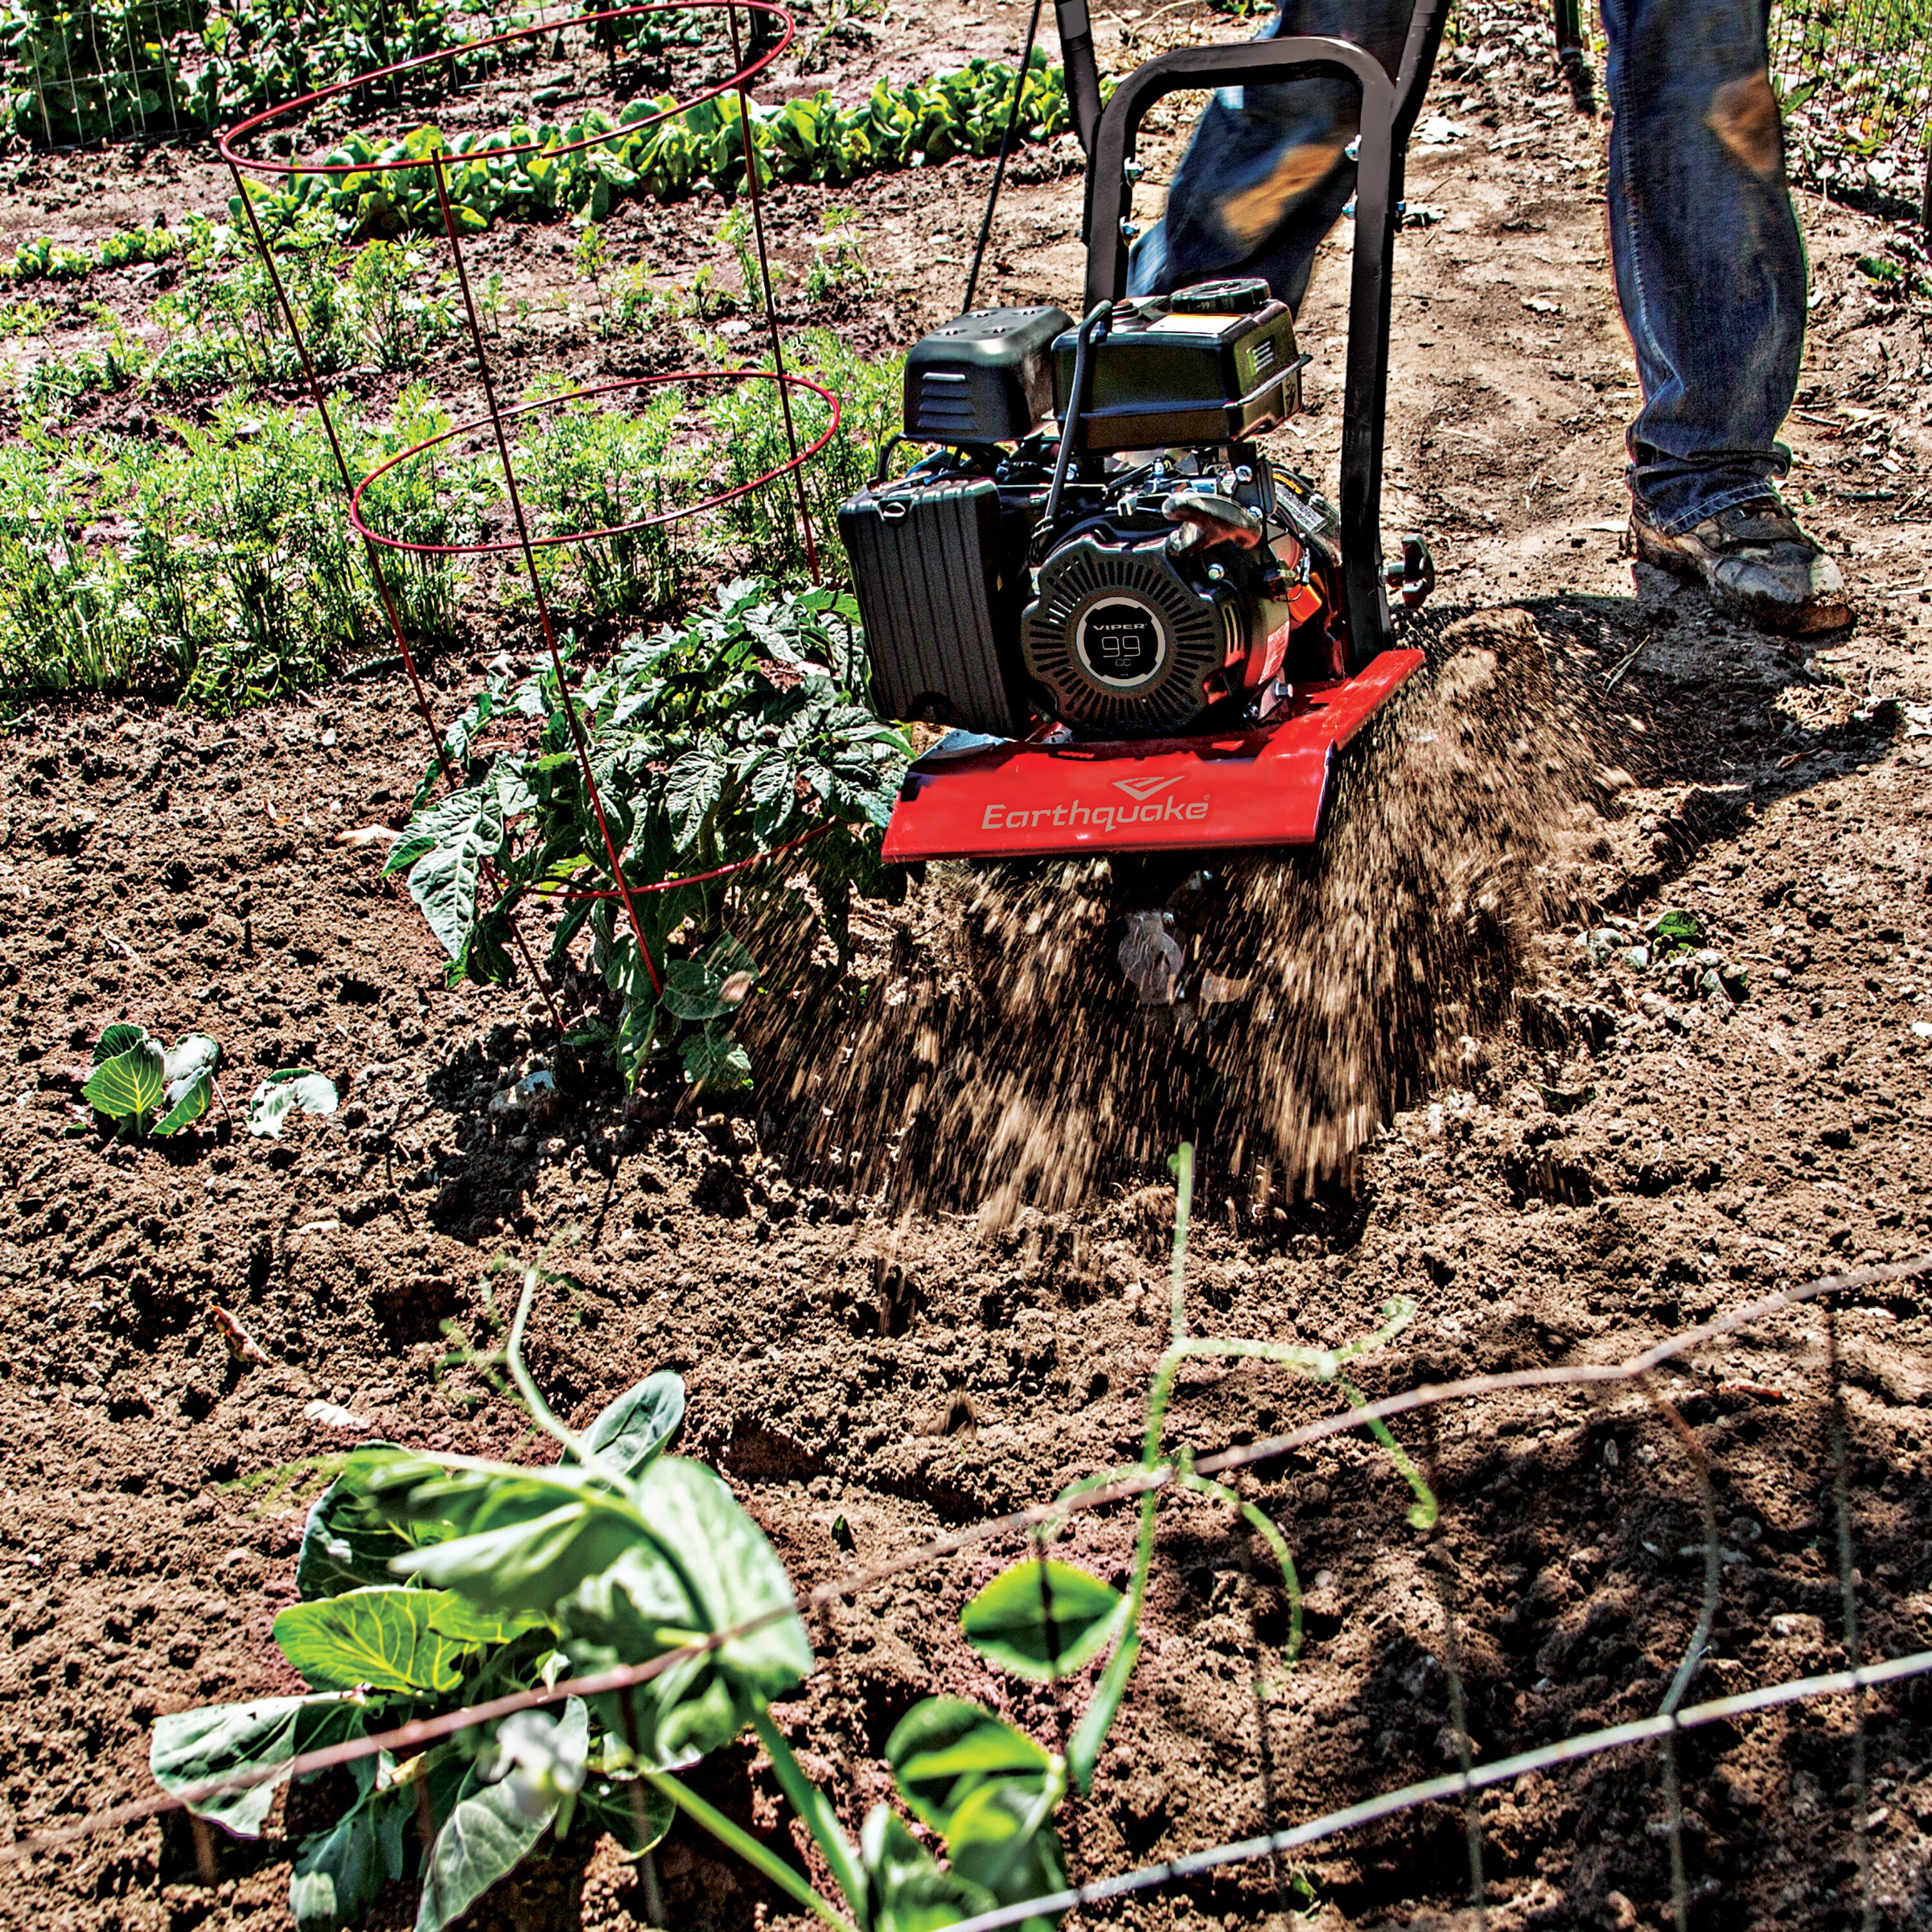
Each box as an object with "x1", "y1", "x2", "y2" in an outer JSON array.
[
  {"x1": 934, "y1": 1647, "x2": 1932, "y2": 1932},
  {"x1": 3, "y1": 1250, "x2": 1929, "y2": 1930},
  {"x1": 1767, "y1": 0, "x2": 1932, "y2": 215}
]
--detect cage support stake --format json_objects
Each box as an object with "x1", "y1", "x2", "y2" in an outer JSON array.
[
  {"x1": 1826, "y1": 1298, "x2": 1877, "y2": 1932},
  {"x1": 725, "y1": 0, "x2": 820, "y2": 582},
  {"x1": 428, "y1": 151, "x2": 663, "y2": 999}
]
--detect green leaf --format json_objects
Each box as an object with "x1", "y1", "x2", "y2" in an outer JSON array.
[
  {"x1": 290, "y1": 1781, "x2": 411, "y2": 1932},
  {"x1": 959, "y1": 1560, "x2": 1124, "y2": 1681},
  {"x1": 576, "y1": 1371, "x2": 685, "y2": 1478},
  {"x1": 574, "y1": 1770, "x2": 674, "y2": 1852},
  {"x1": 664, "y1": 744, "x2": 726, "y2": 845},
  {"x1": 862, "y1": 1803, "x2": 996, "y2": 1932},
  {"x1": 428, "y1": 1596, "x2": 554, "y2": 1646},
  {"x1": 150, "y1": 1693, "x2": 367, "y2": 1837},
  {"x1": 400, "y1": 782, "x2": 508, "y2": 957},
  {"x1": 1649, "y1": 909, "x2": 1703, "y2": 954},
  {"x1": 887, "y1": 1700, "x2": 1050, "y2": 1837},
  {"x1": 93, "y1": 1021, "x2": 147, "y2": 1065},
  {"x1": 297, "y1": 1448, "x2": 444, "y2": 1600},
  {"x1": 153, "y1": 1068, "x2": 214, "y2": 1136},
  {"x1": 414, "y1": 1702, "x2": 587, "y2": 1932},
  {"x1": 663, "y1": 958, "x2": 733, "y2": 1022},
  {"x1": 249, "y1": 1068, "x2": 339, "y2": 1139},
  {"x1": 372, "y1": 1458, "x2": 648, "y2": 1615},
  {"x1": 634, "y1": 1457, "x2": 812, "y2": 1697},
  {"x1": 83, "y1": 1039, "x2": 166, "y2": 1126},
  {"x1": 163, "y1": 1033, "x2": 221, "y2": 1084},
  {"x1": 681, "y1": 1028, "x2": 752, "y2": 1092},
  {"x1": 1066, "y1": 1633, "x2": 1139, "y2": 1795},
  {"x1": 273, "y1": 1587, "x2": 506, "y2": 1696},
  {"x1": 393, "y1": 1499, "x2": 641, "y2": 1615},
  {"x1": 946, "y1": 1780, "x2": 1066, "y2": 1927}
]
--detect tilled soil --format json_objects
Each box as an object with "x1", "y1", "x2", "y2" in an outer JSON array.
[{"x1": 5, "y1": 3, "x2": 1932, "y2": 1929}]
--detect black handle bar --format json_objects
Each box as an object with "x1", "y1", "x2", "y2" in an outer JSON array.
[{"x1": 1070, "y1": 0, "x2": 1451, "y2": 668}]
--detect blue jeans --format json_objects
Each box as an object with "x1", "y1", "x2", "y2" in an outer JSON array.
[{"x1": 1126, "y1": 0, "x2": 1807, "y2": 533}]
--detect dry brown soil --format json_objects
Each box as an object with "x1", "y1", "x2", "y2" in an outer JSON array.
[{"x1": 5, "y1": 3, "x2": 1932, "y2": 1929}]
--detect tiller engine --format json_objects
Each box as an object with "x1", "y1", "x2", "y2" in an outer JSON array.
[{"x1": 839, "y1": 0, "x2": 1450, "y2": 862}]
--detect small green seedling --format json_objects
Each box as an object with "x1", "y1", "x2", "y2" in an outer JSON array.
[
  {"x1": 249, "y1": 1070, "x2": 340, "y2": 1139},
  {"x1": 83, "y1": 1021, "x2": 220, "y2": 1139},
  {"x1": 1648, "y1": 909, "x2": 1703, "y2": 956}
]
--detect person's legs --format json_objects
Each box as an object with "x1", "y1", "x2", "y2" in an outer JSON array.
[
  {"x1": 1126, "y1": 0, "x2": 1412, "y2": 308},
  {"x1": 1600, "y1": 0, "x2": 1849, "y2": 630},
  {"x1": 1600, "y1": 0, "x2": 1802, "y2": 524}
]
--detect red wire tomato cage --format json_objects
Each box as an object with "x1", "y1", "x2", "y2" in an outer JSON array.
[{"x1": 221, "y1": 3, "x2": 842, "y2": 1011}]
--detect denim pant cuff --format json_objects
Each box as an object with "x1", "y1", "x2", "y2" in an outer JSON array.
[{"x1": 1629, "y1": 476, "x2": 1786, "y2": 537}]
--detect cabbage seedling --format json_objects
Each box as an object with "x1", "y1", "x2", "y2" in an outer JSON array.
[{"x1": 82, "y1": 1021, "x2": 220, "y2": 1139}]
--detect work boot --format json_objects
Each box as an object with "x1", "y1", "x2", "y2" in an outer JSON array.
[{"x1": 1630, "y1": 495, "x2": 1852, "y2": 636}]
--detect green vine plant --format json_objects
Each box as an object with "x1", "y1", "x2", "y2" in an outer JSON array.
[
  {"x1": 1043, "y1": 1142, "x2": 1435, "y2": 1795},
  {"x1": 149, "y1": 1159, "x2": 1434, "y2": 1932}
]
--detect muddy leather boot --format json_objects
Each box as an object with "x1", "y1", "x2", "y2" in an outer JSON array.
[{"x1": 1631, "y1": 495, "x2": 1852, "y2": 636}]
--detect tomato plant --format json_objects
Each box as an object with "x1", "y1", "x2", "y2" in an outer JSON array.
[{"x1": 385, "y1": 578, "x2": 910, "y2": 1092}]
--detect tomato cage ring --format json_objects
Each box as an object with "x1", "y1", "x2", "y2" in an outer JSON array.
[
  {"x1": 346, "y1": 368, "x2": 841, "y2": 556},
  {"x1": 217, "y1": 1, "x2": 795, "y2": 181},
  {"x1": 531, "y1": 819, "x2": 840, "y2": 902}
]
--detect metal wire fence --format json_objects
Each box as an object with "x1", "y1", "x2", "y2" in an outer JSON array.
[
  {"x1": 4, "y1": 1254, "x2": 1929, "y2": 1929},
  {"x1": 0, "y1": 0, "x2": 518, "y2": 146},
  {"x1": 1768, "y1": 0, "x2": 1932, "y2": 218}
]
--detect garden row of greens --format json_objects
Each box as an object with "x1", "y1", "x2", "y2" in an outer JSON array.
[
  {"x1": 150, "y1": 1174, "x2": 1426, "y2": 1932},
  {"x1": 234, "y1": 52, "x2": 1080, "y2": 238},
  {"x1": 9, "y1": 0, "x2": 533, "y2": 146}
]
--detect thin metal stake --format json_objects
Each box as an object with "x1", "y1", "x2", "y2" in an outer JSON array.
[
  {"x1": 1238, "y1": 1517, "x2": 1293, "y2": 1927},
  {"x1": 226, "y1": 157, "x2": 451, "y2": 773},
  {"x1": 1421, "y1": 1410, "x2": 1486, "y2": 1929},
  {"x1": 724, "y1": 0, "x2": 820, "y2": 582},
  {"x1": 428, "y1": 151, "x2": 664, "y2": 998},
  {"x1": 1642, "y1": 1376, "x2": 1721, "y2": 1932},
  {"x1": 1826, "y1": 1299, "x2": 1877, "y2": 1932},
  {"x1": 230, "y1": 156, "x2": 569, "y2": 1037},
  {"x1": 619, "y1": 1685, "x2": 669, "y2": 1928},
  {"x1": 962, "y1": 0, "x2": 1045, "y2": 315},
  {"x1": 187, "y1": 1812, "x2": 218, "y2": 1884}
]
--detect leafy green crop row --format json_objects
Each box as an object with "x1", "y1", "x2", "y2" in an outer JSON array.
[
  {"x1": 238, "y1": 51, "x2": 1079, "y2": 238},
  {"x1": 3, "y1": 0, "x2": 491, "y2": 145},
  {"x1": 0, "y1": 322, "x2": 902, "y2": 708},
  {"x1": 6, "y1": 223, "x2": 176, "y2": 283},
  {"x1": 153, "y1": 1153, "x2": 1428, "y2": 1932}
]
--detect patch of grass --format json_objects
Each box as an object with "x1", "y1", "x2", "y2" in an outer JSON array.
[
  {"x1": 0, "y1": 387, "x2": 475, "y2": 707},
  {"x1": 706, "y1": 329, "x2": 904, "y2": 584}
]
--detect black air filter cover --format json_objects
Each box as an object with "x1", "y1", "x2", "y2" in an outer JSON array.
[
  {"x1": 839, "y1": 473, "x2": 1030, "y2": 737},
  {"x1": 903, "y1": 306, "x2": 1072, "y2": 444},
  {"x1": 1052, "y1": 299, "x2": 1302, "y2": 453}
]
